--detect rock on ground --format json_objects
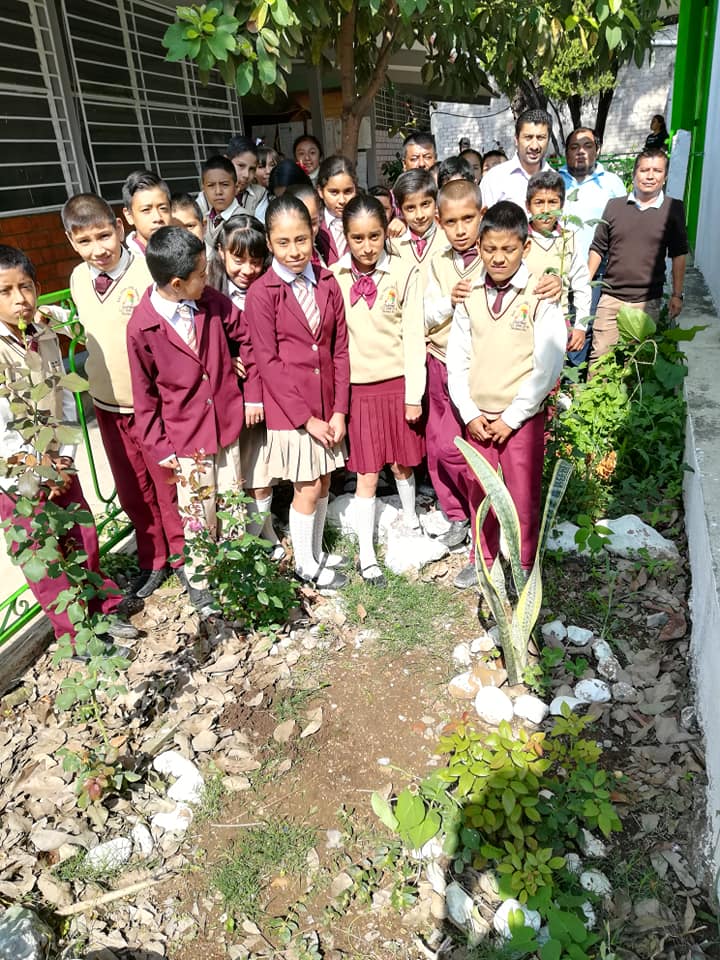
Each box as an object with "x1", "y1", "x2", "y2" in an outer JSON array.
[{"x1": 0, "y1": 906, "x2": 53, "y2": 960}]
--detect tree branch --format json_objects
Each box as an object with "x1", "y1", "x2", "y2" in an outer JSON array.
[
  {"x1": 339, "y1": 3, "x2": 358, "y2": 114},
  {"x1": 353, "y1": 17, "x2": 399, "y2": 119}
]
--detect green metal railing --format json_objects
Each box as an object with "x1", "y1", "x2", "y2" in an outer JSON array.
[{"x1": 0, "y1": 289, "x2": 133, "y2": 647}]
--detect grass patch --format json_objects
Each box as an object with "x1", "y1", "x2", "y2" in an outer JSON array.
[
  {"x1": 343, "y1": 569, "x2": 472, "y2": 652},
  {"x1": 212, "y1": 820, "x2": 316, "y2": 920},
  {"x1": 54, "y1": 850, "x2": 126, "y2": 885},
  {"x1": 273, "y1": 683, "x2": 330, "y2": 722},
  {"x1": 194, "y1": 768, "x2": 227, "y2": 824}
]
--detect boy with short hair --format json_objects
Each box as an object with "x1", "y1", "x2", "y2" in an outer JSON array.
[
  {"x1": 424, "y1": 179, "x2": 486, "y2": 548},
  {"x1": 202, "y1": 155, "x2": 241, "y2": 247},
  {"x1": 122, "y1": 170, "x2": 172, "y2": 256},
  {"x1": 127, "y1": 227, "x2": 247, "y2": 617},
  {"x1": 444, "y1": 201, "x2": 566, "y2": 584},
  {"x1": 0, "y1": 244, "x2": 140, "y2": 643},
  {"x1": 63, "y1": 193, "x2": 185, "y2": 598},
  {"x1": 525, "y1": 170, "x2": 591, "y2": 353},
  {"x1": 171, "y1": 194, "x2": 205, "y2": 242},
  {"x1": 390, "y1": 170, "x2": 446, "y2": 288}
]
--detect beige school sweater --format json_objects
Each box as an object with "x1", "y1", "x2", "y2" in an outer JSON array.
[
  {"x1": 70, "y1": 254, "x2": 151, "y2": 413},
  {"x1": 447, "y1": 262, "x2": 567, "y2": 430},
  {"x1": 424, "y1": 247, "x2": 484, "y2": 361},
  {"x1": 389, "y1": 226, "x2": 448, "y2": 293},
  {"x1": 523, "y1": 229, "x2": 591, "y2": 327},
  {"x1": 330, "y1": 252, "x2": 426, "y2": 405}
]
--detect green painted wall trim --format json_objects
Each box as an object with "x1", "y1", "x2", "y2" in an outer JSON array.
[{"x1": 672, "y1": 0, "x2": 719, "y2": 245}]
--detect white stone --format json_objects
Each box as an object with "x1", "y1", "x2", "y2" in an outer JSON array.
[
  {"x1": 474, "y1": 687, "x2": 514, "y2": 725},
  {"x1": 599, "y1": 514, "x2": 679, "y2": 560},
  {"x1": 452, "y1": 643, "x2": 472, "y2": 667},
  {"x1": 85, "y1": 837, "x2": 132, "y2": 872},
  {"x1": 580, "y1": 869, "x2": 612, "y2": 896},
  {"x1": 541, "y1": 619, "x2": 567, "y2": 642},
  {"x1": 567, "y1": 625, "x2": 593, "y2": 646},
  {"x1": 151, "y1": 802, "x2": 193, "y2": 834},
  {"x1": 547, "y1": 521, "x2": 587, "y2": 555},
  {"x1": 0, "y1": 906, "x2": 53, "y2": 960},
  {"x1": 592, "y1": 639, "x2": 613, "y2": 661},
  {"x1": 420, "y1": 510, "x2": 452, "y2": 537},
  {"x1": 565, "y1": 852, "x2": 583, "y2": 874},
  {"x1": 446, "y1": 881, "x2": 474, "y2": 927},
  {"x1": 575, "y1": 678, "x2": 612, "y2": 703},
  {"x1": 612, "y1": 681, "x2": 639, "y2": 703},
  {"x1": 550, "y1": 696, "x2": 584, "y2": 715},
  {"x1": 597, "y1": 655, "x2": 622, "y2": 682},
  {"x1": 513, "y1": 694, "x2": 549, "y2": 725},
  {"x1": 192, "y1": 729, "x2": 218, "y2": 753},
  {"x1": 130, "y1": 823, "x2": 154, "y2": 858},
  {"x1": 408, "y1": 836, "x2": 444, "y2": 862},
  {"x1": 154, "y1": 750, "x2": 205, "y2": 805},
  {"x1": 579, "y1": 829, "x2": 608, "y2": 859},
  {"x1": 581, "y1": 901, "x2": 597, "y2": 928},
  {"x1": 384, "y1": 520, "x2": 449, "y2": 574},
  {"x1": 425, "y1": 859, "x2": 446, "y2": 896},
  {"x1": 537, "y1": 925, "x2": 551, "y2": 946},
  {"x1": 326, "y1": 493, "x2": 401, "y2": 542},
  {"x1": 470, "y1": 633, "x2": 496, "y2": 653},
  {"x1": 493, "y1": 899, "x2": 542, "y2": 938}
]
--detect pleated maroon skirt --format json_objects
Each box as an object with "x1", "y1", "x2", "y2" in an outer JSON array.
[{"x1": 346, "y1": 376, "x2": 425, "y2": 474}]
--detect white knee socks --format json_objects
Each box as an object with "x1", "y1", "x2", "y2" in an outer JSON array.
[
  {"x1": 313, "y1": 496, "x2": 343, "y2": 567},
  {"x1": 289, "y1": 507, "x2": 316, "y2": 577},
  {"x1": 396, "y1": 474, "x2": 419, "y2": 528},
  {"x1": 355, "y1": 496, "x2": 378, "y2": 572}
]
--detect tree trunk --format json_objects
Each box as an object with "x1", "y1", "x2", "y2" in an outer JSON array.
[
  {"x1": 335, "y1": 1, "x2": 398, "y2": 163},
  {"x1": 567, "y1": 93, "x2": 583, "y2": 129},
  {"x1": 341, "y1": 111, "x2": 361, "y2": 161},
  {"x1": 594, "y1": 87, "x2": 615, "y2": 143}
]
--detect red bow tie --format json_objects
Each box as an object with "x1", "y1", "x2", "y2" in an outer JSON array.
[{"x1": 350, "y1": 273, "x2": 378, "y2": 308}]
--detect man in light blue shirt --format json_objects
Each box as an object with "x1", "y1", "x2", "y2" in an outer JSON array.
[
  {"x1": 559, "y1": 127, "x2": 627, "y2": 262},
  {"x1": 559, "y1": 127, "x2": 626, "y2": 367}
]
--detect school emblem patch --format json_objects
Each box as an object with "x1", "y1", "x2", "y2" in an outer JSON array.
[
  {"x1": 119, "y1": 286, "x2": 141, "y2": 316},
  {"x1": 510, "y1": 302, "x2": 531, "y2": 331},
  {"x1": 382, "y1": 287, "x2": 398, "y2": 314}
]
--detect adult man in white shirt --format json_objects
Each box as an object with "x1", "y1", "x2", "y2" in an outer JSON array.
[{"x1": 480, "y1": 109, "x2": 553, "y2": 209}]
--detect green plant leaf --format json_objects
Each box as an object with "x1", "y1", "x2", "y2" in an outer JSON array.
[
  {"x1": 395, "y1": 789, "x2": 426, "y2": 830},
  {"x1": 541, "y1": 939, "x2": 563, "y2": 960},
  {"x1": 371, "y1": 791, "x2": 399, "y2": 832}
]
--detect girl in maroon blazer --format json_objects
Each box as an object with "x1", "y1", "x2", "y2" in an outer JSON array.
[
  {"x1": 316, "y1": 156, "x2": 358, "y2": 266},
  {"x1": 207, "y1": 215, "x2": 285, "y2": 561},
  {"x1": 244, "y1": 195, "x2": 350, "y2": 590}
]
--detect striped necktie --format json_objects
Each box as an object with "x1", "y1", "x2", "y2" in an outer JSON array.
[
  {"x1": 176, "y1": 302, "x2": 197, "y2": 352},
  {"x1": 329, "y1": 218, "x2": 348, "y2": 258},
  {"x1": 293, "y1": 275, "x2": 321, "y2": 334}
]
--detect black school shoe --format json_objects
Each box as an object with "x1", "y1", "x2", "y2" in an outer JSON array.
[
  {"x1": 437, "y1": 519, "x2": 470, "y2": 549},
  {"x1": 127, "y1": 565, "x2": 172, "y2": 598},
  {"x1": 453, "y1": 562, "x2": 478, "y2": 590},
  {"x1": 357, "y1": 562, "x2": 387, "y2": 588},
  {"x1": 176, "y1": 567, "x2": 221, "y2": 618}
]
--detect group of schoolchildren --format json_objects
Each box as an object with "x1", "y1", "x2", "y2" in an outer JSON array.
[{"x1": 0, "y1": 117, "x2": 589, "y2": 646}]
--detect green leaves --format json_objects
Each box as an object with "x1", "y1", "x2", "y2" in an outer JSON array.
[{"x1": 393, "y1": 789, "x2": 441, "y2": 850}]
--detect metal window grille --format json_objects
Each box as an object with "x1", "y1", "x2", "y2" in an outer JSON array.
[
  {"x1": 0, "y1": 0, "x2": 86, "y2": 213},
  {"x1": 374, "y1": 87, "x2": 431, "y2": 134},
  {"x1": 0, "y1": 0, "x2": 244, "y2": 216}
]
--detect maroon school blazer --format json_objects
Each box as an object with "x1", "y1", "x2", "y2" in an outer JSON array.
[
  {"x1": 127, "y1": 286, "x2": 246, "y2": 460},
  {"x1": 243, "y1": 264, "x2": 350, "y2": 431}
]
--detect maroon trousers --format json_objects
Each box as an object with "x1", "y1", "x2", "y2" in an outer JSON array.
[
  {"x1": 94, "y1": 406, "x2": 185, "y2": 569},
  {"x1": 426, "y1": 355, "x2": 469, "y2": 521},
  {"x1": 437, "y1": 411, "x2": 545, "y2": 569},
  {"x1": 0, "y1": 476, "x2": 121, "y2": 640}
]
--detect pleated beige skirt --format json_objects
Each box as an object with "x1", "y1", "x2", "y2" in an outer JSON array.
[
  {"x1": 240, "y1": 423, "x2": 275, "y2": 489},
  {"x1": 265, "y1": 427, "x2": 346, "y2": 482}
]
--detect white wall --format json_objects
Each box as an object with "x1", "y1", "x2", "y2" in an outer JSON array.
[
  {"x1": 430, "y1": 27, "x2": 677, "y2": 159},
  {"x1": 695, "y1": 12, "x2": 720, "y2": 310}
]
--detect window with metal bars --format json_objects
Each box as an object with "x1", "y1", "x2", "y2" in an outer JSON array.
[{"x1": 0, "y1": 0, "x2": 244, "y2": 216}]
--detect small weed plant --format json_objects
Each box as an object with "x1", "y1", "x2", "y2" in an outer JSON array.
[
  {"x1": 373, "y1": 705, "x2": 622, "y2": 947},
  {"x1": 189, "y1": 487, "x2": 298, "y2": 630}
]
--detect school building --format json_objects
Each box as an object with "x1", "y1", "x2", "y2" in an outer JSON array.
[{"x1": 0, "y1": 0, "x2": 466, "y2": 293}]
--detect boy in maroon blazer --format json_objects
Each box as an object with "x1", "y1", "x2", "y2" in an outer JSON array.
[{"x1": 126, "y1": 227, "x2": 247, "y2": 617}]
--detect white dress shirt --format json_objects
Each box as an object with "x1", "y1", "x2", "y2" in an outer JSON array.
[
  {"x1": 446, "y1": 262, "x2": 567, "y2": 430},
  {"x1": 481, "y1": 154, "x2": 552, "y2": 210}
]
